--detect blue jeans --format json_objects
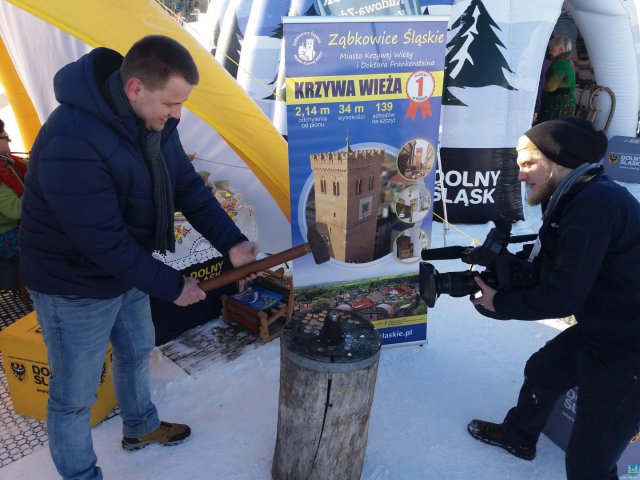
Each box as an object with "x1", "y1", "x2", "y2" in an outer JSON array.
[{"x1": 30, "y1": 288, "x2": 160, "y2": 480}]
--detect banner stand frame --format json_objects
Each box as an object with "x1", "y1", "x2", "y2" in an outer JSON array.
[{"x1": 435, "y1": 144, "x2": 450, "y2": 245}]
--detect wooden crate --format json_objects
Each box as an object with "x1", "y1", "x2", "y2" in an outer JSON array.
[{"x1": 221, "y1": 269, "x2": 293, "y2": 342}]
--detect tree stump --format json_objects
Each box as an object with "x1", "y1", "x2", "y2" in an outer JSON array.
[{"x1": 272, "y1": 310, "x2": 381, "y2": 480}]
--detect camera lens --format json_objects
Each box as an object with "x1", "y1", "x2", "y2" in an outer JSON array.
[
  {"x1": 419, "y1": 263, "x2": 481, "y2": 307},
  {"x1": 438, "y1": 271, "x2": 479, "y2": 298}
]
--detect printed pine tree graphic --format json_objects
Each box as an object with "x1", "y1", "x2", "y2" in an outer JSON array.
[
  {"x1": 264, "y1": 67, "x2": 288, "y2": 102},
  {"x1": 210, "y1": 20, "x2": 221, "y2": 56},
  {"x1": 444, "y1": 0, "x2": 515, "y2": 106},
  {"x1": 220, "y1": 11, "x2": 244, "y2": 79}
]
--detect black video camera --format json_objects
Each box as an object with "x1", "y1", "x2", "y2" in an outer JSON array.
[{"x1": 419, "y1": 219, "x2": 539, "y2": 311}]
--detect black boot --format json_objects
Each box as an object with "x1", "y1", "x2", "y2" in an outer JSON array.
[{"x1": 467, "y1": 419, "x2": 536, "y2": 461}]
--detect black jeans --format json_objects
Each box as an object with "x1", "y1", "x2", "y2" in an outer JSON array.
[{"x1": 502, "y1": 325, "x2": 640, "y2": 480}]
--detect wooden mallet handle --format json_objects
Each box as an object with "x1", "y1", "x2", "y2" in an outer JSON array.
[
  {"x1": 198, "y1": 244, "x2": 311, "y2": 293},
  {"x1": 198, "y1": 227, "x2": 329, "y2": 293}
]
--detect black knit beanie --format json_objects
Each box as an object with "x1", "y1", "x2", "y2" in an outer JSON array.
[{"x1": 523, "y1": 117, "x2": 608, "y2": 169}]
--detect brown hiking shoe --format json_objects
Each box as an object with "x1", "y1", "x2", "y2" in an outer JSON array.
[
  {"x1": 122, "y1": 421, "x2": 191, "y2": 451},
  {"x1": 467, "y1": 419, "x2": 536, "y2": 461}
]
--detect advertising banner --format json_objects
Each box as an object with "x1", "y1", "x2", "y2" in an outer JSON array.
[
  {"x1": 604, "y1": 136, "x2": 640, "y2": 184},
  {"x1": 543, "y1": 387, "x2": 640, "y2": 478},
  {"x1": 283, "y1": 16, "x2": 447, "y2": 345}
]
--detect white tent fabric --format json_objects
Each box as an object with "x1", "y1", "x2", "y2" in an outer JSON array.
[
  {"x1": 566, "y1": 0, "x2": 639, "y2": 136},
  {"x1": 0, "y1": 4, "x2": 90, "y2": 122}
]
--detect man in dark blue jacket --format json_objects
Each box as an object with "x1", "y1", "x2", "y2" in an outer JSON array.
[
  {"x1": 19, "y1": 35, "x2": 259, "y2": 480},
  {"x1": 467, "y1": 118, "x2": 640, "y2": 480}
]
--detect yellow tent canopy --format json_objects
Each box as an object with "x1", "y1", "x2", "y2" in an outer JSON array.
[
  {"x1": 0, "y1": 34, "x2": 40, "y2": 149},
  {"x1": 5, "y1": 0, "x2": 290, "y2": 219}
]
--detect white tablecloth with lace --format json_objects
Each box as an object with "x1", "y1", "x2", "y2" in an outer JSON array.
[{"x1": 152, "y1": 205, "x2": 258, "y2": 271}]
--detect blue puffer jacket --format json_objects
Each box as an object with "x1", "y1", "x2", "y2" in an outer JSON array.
[{"x1": 19, "y1": 47, "x2": 247, "y2": 301}]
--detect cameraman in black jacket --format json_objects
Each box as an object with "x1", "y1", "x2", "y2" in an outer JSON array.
[{"x1": 468, "y1": 117, "x2": 640, "y2": 480}]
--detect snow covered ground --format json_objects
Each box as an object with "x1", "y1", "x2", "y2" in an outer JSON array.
[{"x1": 2, "y1": 297, "x2": 569, "y2": 480}]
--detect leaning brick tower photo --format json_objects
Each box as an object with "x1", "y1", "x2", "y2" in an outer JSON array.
[{"x1": 310, "y1": 135, "x2": 385, "y2": 263}]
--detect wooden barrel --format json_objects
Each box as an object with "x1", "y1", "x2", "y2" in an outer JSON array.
[{"x1": 272, "y1": 310, "x2": 381, "y2": 480}]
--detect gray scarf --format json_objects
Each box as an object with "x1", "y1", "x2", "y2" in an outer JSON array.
[
  {"x1": 105, "y1": 71, "x2": 175, "y2": 253},
  {"x1": 542, "y1": 163, "x2": 600, "y2": 221},
  {"x1": 528, "y1": 163, "x2": 600, "y2": 263}
]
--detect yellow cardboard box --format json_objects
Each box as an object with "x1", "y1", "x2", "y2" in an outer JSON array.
[{"x1": 0, "y1": 312, "x2": 117, "y2": 426}]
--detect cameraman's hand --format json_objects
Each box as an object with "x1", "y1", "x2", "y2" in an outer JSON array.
[{"x1": 470, "y1": 276, "x2": 497, "y2": 312}]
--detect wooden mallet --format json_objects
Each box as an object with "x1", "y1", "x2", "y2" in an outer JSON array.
[{"x1": 198, "y1": 227, "x2": 330, "y2": 293}]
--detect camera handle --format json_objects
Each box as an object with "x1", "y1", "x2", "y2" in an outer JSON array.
[{"x1": 508, "y1": 234, "x2": 538, "y2": 244}]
